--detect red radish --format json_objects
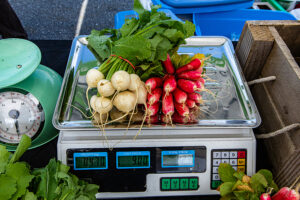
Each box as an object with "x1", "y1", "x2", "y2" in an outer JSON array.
[
  {"x1": 177, "y1": 79, "x2": 197, "y2": 93},
  {"x1": 272, "y1": 187, "x2": 290, "y2": 200},
  {"x1": 174, "y1": 102, "x2": 189, "y2": 117},
  {"x1": 286, "y1": 189, "x2": 299, "y2": 200},
  {"x1": 260, "y1": 193, "x2": 271, "y2": 200},
  {"x1": 145, "y1": 77, "x2": 162, "y2": 94},
  {"x1": 188, "y1": 93, "x2": 203, "y2": 104},
  {"x1": 194, "y1": 78, "x2": 205, "y2": 89},
  {"x1": 177, "y1": 70, "x2": 202, "y2": 80},
  {"x1": 147, "y1": 88, "x2": 162, "y2": 105},
  {"x1": 186, "y1": 99, "x2": 196, "y2": 108},
  {"x1": 172, "y1": 112, "x2": 189, "y2": 124},
  {"x1": 162, "y1": 54, "x2": 175, "y2": 74},
  {"x1": 146, "y1": 102, "x2": 160, "y2": 116},
  {"x1": 173, "y1": 88, "x2": 187, "y2": 104},
  {"x1": 162, "y1": 93, "x2": 174, "y2": 116},
  {"x1": 176, "y1": 59, "x2": 201, "y2": 74},
  {"x1": 146, "y1": 114, "x2": 159, "y2": 124},
  {"x1": 195, "y1": 66, "x2": 203, "y2": 74},
  {"x1": 163, "y1": 75, "x2": 177, "y2": 95}
]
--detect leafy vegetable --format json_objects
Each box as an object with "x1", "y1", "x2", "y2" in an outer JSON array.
[
  {"x1": 0, "y1": 135, "x2": 99, "y2": 200},
  {"x1": 87, "y1": 0, "x2": 195, "y2": 80},
  {"x1": 217, "y1": 163, "x2": 278, "y2": 200}
]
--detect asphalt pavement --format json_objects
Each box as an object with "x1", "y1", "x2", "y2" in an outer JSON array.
[{"x1": 9, "y1": 0, "x2": 133, "y2": 40}]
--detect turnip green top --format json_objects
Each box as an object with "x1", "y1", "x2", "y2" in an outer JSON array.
[{"x1": 0, "y1": 39, "x2": 41, "y2": 89}]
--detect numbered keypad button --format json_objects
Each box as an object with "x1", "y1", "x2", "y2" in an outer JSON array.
[
  {"x1": 221, "y1": 159, "x2": 229, "y2": 164},
  {"x1": 222, "y1": 152, "x2": 229, "y2": 158},
  {"x1": 230, "y1": 151, "x2": 237, "y2": 158},
  {"x1": 213, "y1": 159, "x2": 221, "y2": 166},
  {"x1": 213, "y1": 167, "x2": 219, "y2": 174},
  {"x1": 230, "y1": 159, "x2": 237, "y2": 165},
  {"x1": 212, "y1": 174, "x2": 220, "y2": 181},
  {"x1": 213, "y1": 152, "x2": 221, "y2": 158}
]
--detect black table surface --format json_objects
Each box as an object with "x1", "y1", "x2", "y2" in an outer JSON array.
[{"x1": 19, "y1": 40, "x2": 272, "y2": 200}]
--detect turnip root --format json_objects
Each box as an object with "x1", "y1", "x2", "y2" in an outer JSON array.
[
  {"x1": 95, "y1": 97, "x2": 113, "y2": 114},
  {"x1": 90, "y1": 95, "x2": 98, "y2": 111},
  {"x1": 113, "y1": 91, "x2": 136, "y2": 113},
  {"x1": 129, "y1": 74, "x2": 141, "y2": 91},
  {"x1": 135, "y1": 83, "x2": 147, "y2": 105},
  {"x1": 86, "y1": 68, "x2": 104, "y2": 88},
  {"x1": 111, "y1": 70, "x2": 131, "y2": 91},
  {"x1": 110, "y1": 107, "x2": 127, "y2": 123},
  {"x1": 86, "y1": 68, "x2": 104, "y2": 112},
  {"x1": 92, "y1": 112, "x2": 108, "y2": 124},
  {"x1": 97, "y1": 79, "x2": 115, "y2": 97}
]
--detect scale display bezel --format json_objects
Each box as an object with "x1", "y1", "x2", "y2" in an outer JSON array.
[{"x1": 73, "y1": 152, "x2": 108, "y2": 170}]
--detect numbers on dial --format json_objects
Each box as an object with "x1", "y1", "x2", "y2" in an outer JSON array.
[{"x1": 0, "y1": 91, "x2": 44, "y2": 143}]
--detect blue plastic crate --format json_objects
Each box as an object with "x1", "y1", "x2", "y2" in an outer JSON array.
[
  {"x1": 152, "y1": 0, "x2": 254, "y2": 14},
  {"x1": 114, "y1": 9, "x2": 182, "y2": 29},
  {"x1": 193, "y1": 9, "x2": 296, "y2": 41}
]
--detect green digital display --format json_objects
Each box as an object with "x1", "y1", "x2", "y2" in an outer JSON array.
[
  {"x1": 117, "y1": 151, "x2": 150, "y2": 169},
  {"x1": 74, "y1": 152, "x2": 107, "y2": 170}
]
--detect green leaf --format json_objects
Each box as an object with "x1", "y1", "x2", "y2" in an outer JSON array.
[
  {"x1": 257, "y1": 169, "x2": 273, "y2": 185},
  {"x1": 10, "y1": 135, "x2": 31, "y2": 164},
  {"x1": 250, "y1": 193, "x2": 260, "y2": 200},
  {"x1": 0, "y1": 175, "x2": 17, "y2": 200},
  {"x1": 112, "y1": 36, "x2": 152, "y2": 65},
  {"x1": 219, "y1": 163, "x2": 237, "y2": 182},
  {"x1": 234, "y1": 171, "x2": 246, "y2": 181},
  {"x1": 133, "y1": 0, "x2": 145, "y2": 16},
  {"x1": 270, "y1": 180, "x2": 279, "y2": 192},
  {"x1": 23, "y1": 190, "x2": 37, "y2": 200},
  {"x1": 220, "y1": 182, "x2": 235, "y2": 196},
  {"x1": 233, "y1": 191, "x2": 249, "y2": 200},
  {"x1": 120, "y1": 18, "x2": 139, "y2": 37},
  {"x1": 0, "y1": 145, "x2": 11, "y2": 173},
  {"x1": 155, "y1": 37, "x2": 173, "y2": 61},
  {"x1": 232, "y1": 180, "x2": 244, "y2": 191},
  {"x1": 250, "y1": 173, "x2": 268, "y2": 194},
  {"x1": 87, "y1": 34, "x2": 112, "y2": 62},
  {"x1": 6, "y1": 162, "x2": 34, "y2": 200},
  {"x1": 33, "y1": 159, "x2": 59, "y2": 200},
  {"x1": 183, "y1": 20, "x2": 196, "y2": 37}
]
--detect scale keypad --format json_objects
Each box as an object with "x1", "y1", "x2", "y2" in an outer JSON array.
[
  {"x1": 161, "y1": 177, "x2": 199, "y2": 191},
  {"x1": 211, "y1": 149, "x2": 247, "y2": 189}
]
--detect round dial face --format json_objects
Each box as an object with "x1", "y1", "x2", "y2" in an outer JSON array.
[{"x1": 0, "y1": 91, "x2": 44, "y2": 143}]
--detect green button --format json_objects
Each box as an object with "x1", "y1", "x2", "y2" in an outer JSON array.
[
  {"x1": 161, "y1": 179, "x2": 170, "y2": 190},
  {"x1": 180, "y1": 178, "x2": 189, "y2": 190},
  {"x1": 211, "y1": 180, "x2": 222, "y2": 189},
  {"x1": 171, "y1": 179, "x2": 180, "y2": 190},
  {"x1": 189, "y1": 178, "x2": 198, "y2": 190}
]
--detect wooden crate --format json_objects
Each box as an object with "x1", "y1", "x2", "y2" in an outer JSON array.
[{"x1": 236, "y1": 21, "x2": 300, "y2": 187}]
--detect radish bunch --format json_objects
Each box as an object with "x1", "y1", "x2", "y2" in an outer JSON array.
[{"x1": 145, "y1": 54, "x2": 206, "y2": 125}]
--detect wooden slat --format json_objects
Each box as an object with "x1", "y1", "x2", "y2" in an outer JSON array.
[
  {"x1": 236, "y1": 22, "x2": 274, "y2": 81},
  {"x1": 262, "y1": 27, "x2": 300, "y2": 128}
]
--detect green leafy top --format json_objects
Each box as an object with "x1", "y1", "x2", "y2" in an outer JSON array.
[
  {"x1": 87, "y1": 0, "x2": 195, "y2": 80},
  {"x1": 0, "y1": 135, "x2": 99, "y2": 200},
  {"x1": 218, "y1": 163, "x2": 278, "y2": 200}
]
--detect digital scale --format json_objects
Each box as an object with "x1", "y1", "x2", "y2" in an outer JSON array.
[
  {"x1": 0, "y1": 39, "x2": 62, "y2": 150},
  {"x1": 53, "y1": 36, "x2": 261, "y2": 198}
]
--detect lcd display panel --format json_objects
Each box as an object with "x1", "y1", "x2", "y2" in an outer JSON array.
[
  {"x1": 117, "y1": 151, "x2": 150, "y2": 169},
  {"x1": 161, "y1": 150, "x2": 195, "y2": 168},
  {"x1": 73, "y1": 152, "x2": 108, "y2": 170}
]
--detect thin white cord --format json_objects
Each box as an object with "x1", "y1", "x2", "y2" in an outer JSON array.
[
  {"x1": 256, "y1": 123, "x2": 300, "y2": 139},
  {"x1": 248, "y1": 76, "x2": 276, "y2": 86},
  {"x1": 75, "y1": 0, "x2": 89, "y2": 37}
]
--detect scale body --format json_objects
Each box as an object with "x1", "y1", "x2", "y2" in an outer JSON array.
[
  {"x1": 53, "y1": 36, "x2": 261, "y2": 198},
  {"x1": 0, "y1": 38, "x2": 62, "y2": 150}
]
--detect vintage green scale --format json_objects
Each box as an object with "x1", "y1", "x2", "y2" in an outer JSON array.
[{"x1": 0, "y1": 38, "x2": 62, "y2": 150}]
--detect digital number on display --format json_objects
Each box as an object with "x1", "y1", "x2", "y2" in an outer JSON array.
[
  {"x1": 116, "y1": 151, "x2": 150, "y2": 169},
  {"x1": 73, "y1": 152, "x2": 108, "y2": 170},
  {"x1": 161, "y1": 150, "x2": 195, "y2": 168}
]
